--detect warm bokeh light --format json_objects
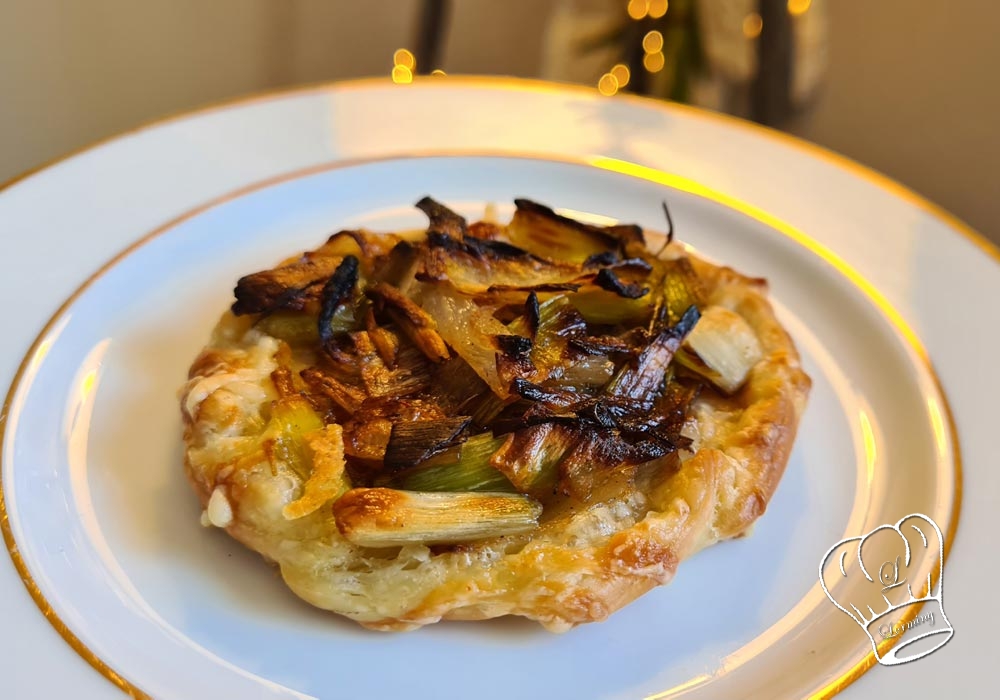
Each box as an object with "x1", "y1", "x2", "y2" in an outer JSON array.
[
  {"x1": 642, "y1": 30, "x2": 664, "y2": 54},
  {"x1": 787, "y1": 0, "x2": 811, "y2": 16},
  {"x1": 627, "y1": 0, "x2": 649, "y2": 20},
  {"x1": 393, "y1": 48, "x2": 416, "y2": 70},
  {"x1": 742, "y1": 12, "x2": 763, "y2": 39},
  {"x1": 391, "y1": 64, "x2": 413, "y2": 84},
  {"x1": 643, "y1": 50, "x2": 665, "y2": 73},
  {"x1": 430, "y1": 69, "x2": 447, "y2": 76},
  {"x1": 610, "y1": 63, "x2": 631, "y2": 88},
  {"x1": 597, "y1": 72, "x2": 619, "y2": 96},
  {"x1": 648, "y1": 0, "x2": 668, "y2": 19}
]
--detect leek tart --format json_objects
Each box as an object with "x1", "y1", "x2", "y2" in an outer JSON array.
[{"x1": 180, "y1": 198, "x2": 810, "y2": 631}]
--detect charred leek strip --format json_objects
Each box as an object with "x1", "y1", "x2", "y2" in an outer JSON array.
[
  {"x1": 506, "y1": 199, "x2": 645, "y2": 263},
  {"x1": 392, "y1": 433, "x2": 515, "y2": 492},
  {"x1": 333, "y1": 488, "x2": 542, "y2": 546},
  {"x1": 375, "y1": 241, "x2": 423, "y2": 295},
  {"x1": 300, "y1": 367, "x2": 366, "y2": 414},
  {"x1": 506, "y1": 294, "x2": 568, "y2": 336},
  {"x1": 416, "y1": 196, "x2": 467, "y2": 238},
  {"x1": 593, "y1": 268, "x2": 649, "y2": 299},
  {"x1": 507, "y1": 295, "x2": 587, "y2": 380},
  {"x1": 318, "y1": 255, "x2": 360, "y2": 344},
  {"x1": 607, "y1": 305, "x2": 700, "y2": 402},
  {"x1": 232, "y1": 256, "x2": 342, "y2": 315},
  {"x1": 383, "y1": 417, "x2": 473, "y2": 472}
]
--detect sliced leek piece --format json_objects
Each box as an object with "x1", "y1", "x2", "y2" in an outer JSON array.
[
  {"x1": 551, "y1": 355, "x2": 614, "y2": 388},
  {"x1": 332, "y1": 488, "x2": 542, "y2": 546},
  {"x1": 679, "y1": 305, "x2": 762, "y2": 394},
  {"x1": 489, "y1": 423, "x2": 573, "y2": 494},
  {"x1": 507, "y1": 295, "x2": 588, "y2": 381},
  {"x1": 569, "y1": 288, "x2": 655, "y2": 325},
  {"x1": 283, "y1": 424, "x2": 349, "y2": 520},
  {"x1": 260, "y1": 396, "x2": 326, "y2": 480},
  {"x1": 256, "y1": 306, "x2": 355, "y2": 344},
  {"x1": 421, "y1": 285, "x2": 510, "y2": 395},
  {"x1": 661, "y1": 257, "x2": 704, "y2": 325},
  {"x1": 392, "y1": 433, "x2": 515, "y2": 492},
  {"x1": 256, "y1": 312, "x2": 319, "y2": 344}
]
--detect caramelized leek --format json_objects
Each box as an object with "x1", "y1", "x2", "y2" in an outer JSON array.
[
  {"x1": 257, "y1": 306, "x2": 354, "y2": 344},
  {"x1": 282, "y1": 424, "x2": 349, "y2": 520},
  {"x1": 490, "y1": 423, "x2": 573, "y2": 494},
  {"x1": 420, "y1": 285, "x2": 510, "y2": 395},
  {"x1": 505, "y1": 199, "x2": 646, "y2": 263},
  {"x1": 232, "y1": 198, "x2": 723, "y2": 544},
  {"x1": 383, "y1": 417, "x2": 472, "y2": 472},
  {"x1": 392, "y1": 433, "x2": 515, "y2": 492},
  {"x1": 333, "y1": 488, "x2": 542, "y2": 546},
  {"x1": 366, "y1": 282, "x2": 450, "y2": 363},
  {"x1": 468, "y1": 391, "x2": 512, "y2": 427},
  {"x1": 507, "y1": 295, "x2": 586, "y2": 380},
  {"x1": 607, "y1": 306, "x2": 700, "y2": 402},
  {"x1": 374, "y1": 240, "x2": 423, "y2": 295},
  {"x1": 506, "y1": 206, "x2": 609, "y2": 263},
  {"x1": 262, "y1": 397, "x2": 325, "y2": 479},
  {"x1": 551, "y1": 355, "x2": 614, "y2": 388},
  {"x1": 319, "y1": 255, "x2": 361, "y2": 344},
  {"x1": 661, "y1": 258, "x2": 704, "y2": 325},
  {"x1": 569, "y1": 288, "x2": 655, "y2": 325}
]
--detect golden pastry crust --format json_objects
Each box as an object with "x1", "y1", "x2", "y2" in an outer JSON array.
[{"x1": 181, "y1": 225, "x2": 810, "y2": 631}]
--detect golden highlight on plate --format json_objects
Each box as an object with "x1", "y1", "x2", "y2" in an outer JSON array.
[{"x1": 179, "y1": 198, "x2": 810, "y2": 631}]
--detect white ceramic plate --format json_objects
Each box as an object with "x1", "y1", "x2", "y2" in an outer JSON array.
[{"x1": 0, "y1": 78, "x2": 992, "y2": 700}]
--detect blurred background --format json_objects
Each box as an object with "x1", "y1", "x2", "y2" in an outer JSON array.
[{"x1": 1, "y1": 0, "x2": 996, "y2": 240}]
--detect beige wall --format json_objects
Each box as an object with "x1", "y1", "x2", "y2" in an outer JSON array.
[
  {"x1": 0, "y1": 0, "x2": 417, "y2": 178},
  {"x1": 788, "y1": 0, "x2": 999, "y2": 239},
  {"x1": 1, "y1": 0, "x2": 997, "y2": 241}
]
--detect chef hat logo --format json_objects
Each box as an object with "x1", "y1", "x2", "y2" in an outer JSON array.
[{"x1": 819, "y1": 513, "x2": 953, "y2": 666}]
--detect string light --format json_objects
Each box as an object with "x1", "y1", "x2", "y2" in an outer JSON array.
[
  {"x1": 642, "y1": 30, "x2": 663, "y2": 54},
  {"x1": 648, "y1": 0, "x2": 668, "y2": 18},
  {"x1": 391, "y1": 48, "x2": 416, "y2": 84},
  {"x1": 627, "y1": 0, "x2": 649, "y2": 20},
  {"x1": 643, "y1": 51, "x2": 665, "y2": 73},
  {"x1": 787, "y1": 0, "x2": 811, "y2": 16},
  {"x1": 393, "y1": 48, "x2": 416, "y2": 70},
  {"x1": 598, "y1": 72, "x2": 620, "y2": 96},
  {"x1": 391, "y1": 64, "x2": 413, "y2": 84},
  {"x1": 610, "y1": 63, "x2": 631, "y2": 88},
  {"x1": 742, "y1": 13, "x2": 763, "y2": 39},
  {"x1": 430, "y1": 69, "x2": 447, "y2": 76}
]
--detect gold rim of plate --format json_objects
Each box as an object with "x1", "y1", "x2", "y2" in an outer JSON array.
[{"x1": 0, "y1": 77, "x2": 968, "y2": 700}]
